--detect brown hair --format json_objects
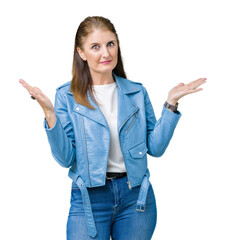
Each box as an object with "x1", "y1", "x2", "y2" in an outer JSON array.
[{"x1": 70, "y1": 16, "x2": 127, "y2": 110}]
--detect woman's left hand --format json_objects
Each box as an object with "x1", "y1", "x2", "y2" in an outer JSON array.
[{"x1": 167, "y1": 77, "x2": 207, "y2": 105}]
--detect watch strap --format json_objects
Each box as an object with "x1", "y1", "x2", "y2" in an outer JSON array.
[{"x1": 164, "y1": 101, "x2": 178, "y2": 113}]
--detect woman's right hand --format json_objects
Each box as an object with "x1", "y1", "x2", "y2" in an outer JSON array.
[{"x1": 19, "y1": 79, "x2": 57, "y2": 128}]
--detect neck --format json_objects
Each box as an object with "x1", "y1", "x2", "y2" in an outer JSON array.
[{"x1": 90, "y1": 71, "x2": 115, "y2": 85}]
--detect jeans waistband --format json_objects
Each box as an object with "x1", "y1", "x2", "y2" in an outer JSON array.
[{"x1": 106, "y1": 172, "x2": 127, "y2": 179}]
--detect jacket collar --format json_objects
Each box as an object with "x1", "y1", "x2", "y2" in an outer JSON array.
[
  {"x1": 67, "y1": 72, "x2": 141, "y2": 132},
  {"x1": 65, "y1": 72, "x2": 141, "y2": 95},
  {"x1": 112, "y1": 72, "x2": 141, "y2": 94}
]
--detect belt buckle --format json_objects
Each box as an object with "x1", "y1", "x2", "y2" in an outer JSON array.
[
  {"x1": 106, "y1": 174, "x2": 117, "y2": 180},
  {"x1": 136, "y1": 204, "x2": 146, "y2": 212},
  {"x1": 106, "y1": 176, "x2": 116, "y2": 180}
]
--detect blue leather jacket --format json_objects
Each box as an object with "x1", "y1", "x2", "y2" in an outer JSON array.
[{"x1": 44, "y1": 72, "x2": 182, "y2": 238}]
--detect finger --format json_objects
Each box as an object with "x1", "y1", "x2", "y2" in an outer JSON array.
[
  {"x1": 29, "y1": 91, "x2": 36, "y2": 100},
  {"x1": 29, "y1": 90, "x2": 39, "y2": 99},
  {"x1": 194, "y1": 79, "x2": 207, "y2": 88},
  {"x1": 176, "y1": 83, "x2": 185, "y2": 87},
  {"x1": 186, "y1": 78, "x2": 206, "y2": 89},
  {"x1": 188, "y1": 78, "x2": 207, "y2": 85},
  {"x1": 185, "y1": 88, "x2": 203, "y2": 95},
  {"x1": 190, "y1": 78, "x2": 207, "y2": 89},
  {"x1": 193, "y1": 77, "x2": 207, "y2": 83},
  {"x1": 33, "y1": 87, "x2": 43, "y2": 95},
  {"x1": 19, "y1": 79, "x2": 34, "y2": 93},
  {"x1": 29, "y1": 90, "x2": 44, "y2": 105},
  {"x1": 19, "y1": 80, "x2": 42, "y2": 100}
]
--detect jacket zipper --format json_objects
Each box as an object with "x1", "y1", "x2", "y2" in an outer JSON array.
[
  {"x1": 119, "y1": 107, "x2": 140, "y2": 190},
  {"x1": 82, "y1": 116, "x2": 91, "y2": 187},
  {"x1": 119, "y1": 107, "x2": 139, "y2": 134},
  {"x1": 125, "y1": 112, "x2": 138, "y2": 133}
]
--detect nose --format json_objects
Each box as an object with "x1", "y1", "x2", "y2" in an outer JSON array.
[{"x1": 101, "y1": 46, "x2": 110, "y2": 58}]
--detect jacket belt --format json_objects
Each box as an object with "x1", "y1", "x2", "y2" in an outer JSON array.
[
  {"x1": 68, "y1": 170, "x2": 97, "y2": 238},
  {"x1": 68, "y1": 168, "x2": 150, "y2": 238},
  {"x1": 136, "y1": 173, "x2": 150, "y2": 211}
]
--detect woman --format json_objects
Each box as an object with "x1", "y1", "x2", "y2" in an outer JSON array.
[{"x1": 19, "y1": 16, "x2": 206, "y2": 240}]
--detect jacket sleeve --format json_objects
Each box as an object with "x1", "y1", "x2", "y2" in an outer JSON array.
[
  {"x1": 43, "y1": 90, "x2": 76, "y2": 168},
  {"x1": 143, "y1": 86, "x2": 182, "y2": 157}
]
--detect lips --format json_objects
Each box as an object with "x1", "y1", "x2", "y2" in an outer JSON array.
[{"x1": 100, "y1": 60, "x2": 112, "y2": 64}]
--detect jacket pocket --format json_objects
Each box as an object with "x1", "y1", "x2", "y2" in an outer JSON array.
[{"x1": 129, "y1": 142, "x2": 148, "y2": 159}]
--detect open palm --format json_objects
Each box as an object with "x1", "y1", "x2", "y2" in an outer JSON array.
[
  {"x1": 167, "y1": 78, "x2": 207, "y2": 104},
  {"x1": 19, "y1": 79, "x2": 54, "y2": 114}
]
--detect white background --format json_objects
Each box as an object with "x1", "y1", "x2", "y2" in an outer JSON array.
[{"x1": 1, "y1": 0, "x2": 224, "y2": 239}]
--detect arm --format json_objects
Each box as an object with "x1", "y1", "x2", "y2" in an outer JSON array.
[
  {"x1": 143, "y1": 86, "x2": 182, "y2": 157},
  {"x1": 144, "y1": 76, "x2": 207, "y2": 157},
  {"x1": 44, "y1": 90, "x2": 76, "y2": 168}
]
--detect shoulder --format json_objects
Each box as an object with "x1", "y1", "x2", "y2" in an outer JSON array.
[
  {"x1": 114, "y1": 72, "x2": 142, "y2": 86},
  {"x1": 124, "y1": 77, "x2": 149, "y2": 96},
  {"x1": 114, "y1": 73, "x2": 145, "y2": 94},
  {"x1": 122, "y1": 76, "x2": 144, "y2": 92},
  {"x1": 123, "y1": 76, "x2": 143, "y2": 86},
  {"x1": 56, "y1": 80, "x2": 72, "y2": 94}
]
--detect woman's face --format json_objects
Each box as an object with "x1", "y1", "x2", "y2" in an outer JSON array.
[{"x1": 77, "y1": 28, "x2": 118, "y2": 76}]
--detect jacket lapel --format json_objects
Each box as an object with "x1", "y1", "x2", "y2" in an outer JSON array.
[
  {"x1": 69, "y1": 72, "x2": 141, "y2": 132},
  {"x1": 73, "y1": 94, "x2": 108, "y2": 127}
]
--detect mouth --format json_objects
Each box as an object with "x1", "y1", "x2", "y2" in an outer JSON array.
[{"x1": 100, "y1": 60, "x2": 112, "y2": 64}]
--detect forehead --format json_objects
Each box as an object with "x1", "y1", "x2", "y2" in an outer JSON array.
[{"x1": 84, "y1": 29, "x2": 116, "y2": 44}]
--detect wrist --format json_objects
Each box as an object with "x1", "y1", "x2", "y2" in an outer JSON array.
[
  {"x1": 164, "y1": 100, "x2": 179, "y2": 113},
  {"x1": 44, "y1": 109, "x2": 55, "y2": 118},
  {"x1": 44, "y1": 110, "x2": 57, "y2": 129},
  {"x1": 166, "y1": 98, "x2": 177, "y2": 106}
]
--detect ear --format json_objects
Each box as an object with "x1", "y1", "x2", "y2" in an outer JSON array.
[{"x1": 77, "y1": 47, "x2": 87, "y2": 61}]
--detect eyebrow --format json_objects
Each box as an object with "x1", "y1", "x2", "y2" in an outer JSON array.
[{"x1": 90, "y1": 40, "x2": 116, "y2": 46}]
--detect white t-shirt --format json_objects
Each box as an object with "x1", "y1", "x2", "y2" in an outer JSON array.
[{"x1": 92, "y1": 81, "x2": 127, "y2": 173}]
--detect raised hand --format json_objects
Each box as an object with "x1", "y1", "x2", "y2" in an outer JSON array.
[
  {"x1": 167, "y1": 78, "x2": 207, "y2": 105},
  {"x1": 19, "y1": 79, "x2": 56, "y2": 128},
  {"x1": 19, "y1": 79, "x2": 55, "y2": 114}
]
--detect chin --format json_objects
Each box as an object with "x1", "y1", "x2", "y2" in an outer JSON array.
[
  {"x1": 99, "y1": 66, "x2": 114, "y2": 73},
  {"x1": 101, "y1": 69, "x2": 114, "y2": 75},
  {"x1": 101, "y1": 62, "x2": 116, "y2": 70},
  {"x1": 92, "y1": 62, "x2": 117, "y2": 74}
]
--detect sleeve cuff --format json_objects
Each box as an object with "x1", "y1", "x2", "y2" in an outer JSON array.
[
  {"x1": 43, "y1": 116, "x2": 58, "y2": 131},
  {"x1": 161, "y1": 104, "x2": 182, "y2": 123}
]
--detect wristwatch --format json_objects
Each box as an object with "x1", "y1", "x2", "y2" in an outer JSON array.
[{"x1": 164, "y1": 101, "x2": 179, "y2": 113}]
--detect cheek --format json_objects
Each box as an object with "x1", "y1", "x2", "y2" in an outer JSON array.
[
  {"x1": 86, "y1": 52, "x2": 99, "y2": 63},
  {"x1": 91, "y1": 54, "x2": 101, "y2": 63},
  {"x1": 112, "y1": 48, "x2": 118, "y2": 58}
]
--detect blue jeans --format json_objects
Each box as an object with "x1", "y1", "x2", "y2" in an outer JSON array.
[{"x1": 67, "y1": 175, "x2": 157, "y2": 240}]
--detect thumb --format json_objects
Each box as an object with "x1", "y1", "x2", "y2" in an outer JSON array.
[{"x1": 177, "y1": 83, "x2": 185, "y2": 87}]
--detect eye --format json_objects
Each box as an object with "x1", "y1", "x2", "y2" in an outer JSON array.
[
  {"x1": 108, "y1": 41, "x2": 115, "y2": 47},
  {"x1": 92, "y1": 45, "x2": 99, "y2": 50},
  {"x1": 91, "y1": 41, "x2": 115, "y2": 50}
]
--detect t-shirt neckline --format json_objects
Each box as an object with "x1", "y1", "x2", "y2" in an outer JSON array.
[{"x1": 92, "y1": 81, "x2": 117, "y2": 87}]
